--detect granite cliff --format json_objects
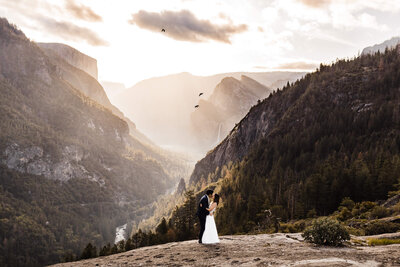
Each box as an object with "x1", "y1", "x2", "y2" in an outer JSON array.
[
  {"x1": 37, "y1": 43, "x2": 98, "y2": 79},
  {"x1": 115, "y1": 71, "x2": 303, "y2": 154},
  {"x1": 0, "y1": 18, "x2": 182, "y2": 266},
  {"x1": 190, "y1": 75, "x2": 272, "y2": 150}
]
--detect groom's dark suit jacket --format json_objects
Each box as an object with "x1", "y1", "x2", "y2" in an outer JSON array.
[{"x1": 196, "y1": 194, "x2": 210, "y2": 218}]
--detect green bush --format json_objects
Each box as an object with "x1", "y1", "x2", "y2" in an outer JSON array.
[
  {"x1": 293, "y1": 220, "x2": 307, "y2": 232},
  {"x1": 337, "y1": 207, "x2": 353, "y2": 221},
  {"x1": 368, "y1": 238, "x2": 400, "y2": 246},
  {"x1": 302, "y1": 218, "x2": 350, "y2": 246},
  {"x1": 280, "y1": 220, "x2": 306, "y2": 233},
  {"x1": 346, "y1": 226, "x2": 365, "y2": 236},
  {"x1": 370, "y1": 206, "x2": 389, "y2": 219},
  {"x1": 364, "y1": 221, "x2": 400, "y2": 235},
  {"x1": 339, "y1": 197, "x2": 355, "y2": 211},
  {"x1": 359, "y1": 201, "x2": 376, "y2": 213},
  {"x1": 390, "y1": 202, "x2": 400, "y2": 215},
  {"x1": 280, "y1": 223, "x2": 297, "y2": 233}
]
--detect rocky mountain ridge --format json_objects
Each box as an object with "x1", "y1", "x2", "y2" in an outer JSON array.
[
  {"x1": 38, "y1": 42, "x2": 155, "y2": 147},
  {"x1": 114, "y1": 71, "x2": 304, "y2": 155},
  {"x1": 37, "y1": 43, "x2": 98, "y2": 79},
  {"x1": 0, "y1": 17, "x2": 184, "y2": 266},
  {"x1": 190, "y1": 75, "x2": 271, "y2": 151},
  {"x1": 362, "y1": 36, "x2": 400, "y2": 55}
]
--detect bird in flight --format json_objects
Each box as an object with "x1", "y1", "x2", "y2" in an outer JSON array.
[
  {"x1": 195, "y1": 105, "x2": 199, "y2": 108},
  {"x1": 161, "y1": 29, "x2": 166, "y2": 32},
  {"x1": 199, "y1": 93, "x2": 203, "y2": 96}
]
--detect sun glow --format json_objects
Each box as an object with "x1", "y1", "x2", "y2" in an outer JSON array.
[{"x1": 1, "y1": 0, "x2": 399, "y2": 86}]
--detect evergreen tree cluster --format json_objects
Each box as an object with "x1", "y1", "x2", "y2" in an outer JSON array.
[
  {"x1": 81, "y1": 190, "x2": 199, "y2": 259},
  {"x1": 76, "y1": 46, "x2": 400, "y2": 262},
  {"x1": 0, "y1": 18, "x2": 179, "y2": 267},
  {"x1": 198, "y1": 46, "x2": 400, "y2": 235}
]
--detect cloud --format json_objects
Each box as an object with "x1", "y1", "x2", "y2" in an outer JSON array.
[
  {"x1": 65, "y1": 0, "x2": 102, "y2": 22},
  {"x1": 298, "y1": 0, "x2": 332, "y2": 8},
  {"x1": 128, "y1": 10, "x2": 247, "y2": 43},
  {"x1": 36, "y1": 17, "x2": 108, "y2": 46},
  {"x1": 276, "y1": 61, "x2": 319, "y2": 69}
]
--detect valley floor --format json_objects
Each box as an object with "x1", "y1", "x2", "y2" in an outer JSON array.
[{"x1": 50, "y1": 233, "x2": 400, "y2": 267}]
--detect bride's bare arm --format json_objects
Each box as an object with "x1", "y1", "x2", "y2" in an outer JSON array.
[{"x1": 206, "y1": 202, "x2": 217, "y2": 211}]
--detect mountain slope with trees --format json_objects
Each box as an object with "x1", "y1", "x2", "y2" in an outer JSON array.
[
  {"x1": 0, "y1": 18, "x2": 183, "y2": 266},
  {"x1": 68, "y1": 38, "x2": 400, "y2": 267},
  {"x1": 188, "y1": 45, "x2": 400, "y2": 234}
]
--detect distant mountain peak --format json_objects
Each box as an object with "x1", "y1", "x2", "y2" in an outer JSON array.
[
  {"x1": 0, "y1": 17, "x2": 26, "y2": 40},
  {"x1": 362, "y1": 36, "x2": 400, "y2": 55},
  {"x1": 240, "y1": 74, "x2": 253, "y2": 80}
]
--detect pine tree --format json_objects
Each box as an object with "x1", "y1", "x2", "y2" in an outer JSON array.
[
  {"x1": 99, "y1": 243, "x2": 111, "y2": 256},
  {"x1": 81, "y1": 243, "x2": 97, "y2": 259},
  {"x1": 156, "y1": 217, "x2": 168, "y2": 235}
]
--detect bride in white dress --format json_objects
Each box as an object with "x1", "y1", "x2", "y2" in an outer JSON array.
[{"x1": 202, "y1": 194, "x2": 221, "y2": 244}]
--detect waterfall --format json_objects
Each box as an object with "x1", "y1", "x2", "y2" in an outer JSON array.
[
  {"x1": 115, "y1": 223, "x2": 127, "y2": 244},
  {"x1": 217, "y1": 123, "x2": 222, "y2": 144}
]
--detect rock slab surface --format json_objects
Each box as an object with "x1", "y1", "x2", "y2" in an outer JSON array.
[{"x1": 50, "y1": 233, "x2": 400, "y2": 267}]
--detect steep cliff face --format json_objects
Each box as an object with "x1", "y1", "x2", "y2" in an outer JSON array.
[
  {"x1": 189, "y1": 84, "x2": 291, "y2": 184},
  {"x1": 38, "y1": 42, "x2": 156, "y2": 148},
  {"x1": 0, "y1": 18, "x2": 176, "y2": 266},
  {"x1": 190, "y1": 75, "x2": 272, "y2": 153},
  {"x1": 38, "y1": 45, "x2": 114, "y2": 110},
  {"x1": 209, "y1": 76, "x2": 267, "y2": 114},
  {"x1": 37, "y1": 43, "x2": 98, "y2": 79},
  {"x1": 114, "y1": 71, "x2": 304, "y2": 153}
]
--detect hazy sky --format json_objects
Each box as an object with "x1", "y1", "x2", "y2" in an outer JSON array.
[{"x1": 1, "y1": 0, "x2": 399, "y2": 86}]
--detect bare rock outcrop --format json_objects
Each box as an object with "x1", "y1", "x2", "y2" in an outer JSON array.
[
  {"x1": 190, "y1": 75, "x2": 271, "y2": 153},
  {"x1": 50, "y1": 233, "x2": 400, "y2": 267},
  {"x1": 2, "y1": 143, "x2": 103, "y2": 184},
  {"x1": 37, "y1": 43, "x2": 98, "y2": 79}
]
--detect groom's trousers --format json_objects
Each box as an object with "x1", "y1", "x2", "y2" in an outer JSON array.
[{"x1": 198, "y1": 216, "x2": 206, "y2": 242}]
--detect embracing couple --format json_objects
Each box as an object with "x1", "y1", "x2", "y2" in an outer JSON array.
[{"x1": 196, "y1": 189, "x2": 220, "y2": 244}]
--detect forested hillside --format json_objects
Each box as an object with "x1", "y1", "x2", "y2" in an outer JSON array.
[
  {"x1": 0, "y1": 18, "x2": 181, "y2": 266},
  {"x1": 201, "y1": 46, "x2": 400, "y2": 234},
  {"x1": 123, "y1": 44, "x2": 400, "y2": 253}
]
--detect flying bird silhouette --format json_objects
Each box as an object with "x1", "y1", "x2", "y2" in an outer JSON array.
[
  {"x1": 199, "y1": 93, "x2": 203, "y2": 96},
  {"x1": 195, "y1": 105, "x2": 199, "y2": 108},
  {"x1": 161, "y1": 29, "x2": 165, "y2": 32}
]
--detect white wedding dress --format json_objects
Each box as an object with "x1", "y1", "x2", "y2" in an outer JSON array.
[{"x1": 202, "y1": 207, "x2": 220, "y2": 244}]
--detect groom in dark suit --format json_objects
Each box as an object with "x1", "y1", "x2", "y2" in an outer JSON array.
[{"x1": 196, "y1": 189, "x2": 214, "y2": 243}]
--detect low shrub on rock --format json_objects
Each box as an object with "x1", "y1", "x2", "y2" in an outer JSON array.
[
  {"x1": 364, "y1": 221, "x2": 400, "y2": 235},
  {"x1": 370, "y1": 206, "x2": 390, "y2": 219},
  {"x1": 302, "y1": 218, "x2": 350, "y2": 246}
]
